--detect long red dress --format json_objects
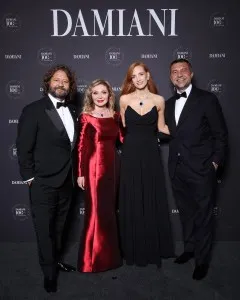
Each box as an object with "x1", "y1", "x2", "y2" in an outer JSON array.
[{"x1": 77, "y1": 112, "x2": 123, "y2": 272}]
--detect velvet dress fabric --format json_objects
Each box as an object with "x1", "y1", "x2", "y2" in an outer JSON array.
[{"x1": 77, "y1": 113, "x2": 123, "y2": 272}]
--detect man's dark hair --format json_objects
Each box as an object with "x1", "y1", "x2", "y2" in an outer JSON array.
[
  {"x1": 170, "y1": 58, "x2": 193, "y2": 72},
  {"x1": 42, "y1": 64, "x2": 77, "y2": 102}
]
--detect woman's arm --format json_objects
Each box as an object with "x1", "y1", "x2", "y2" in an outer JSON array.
[{"x1": 157, "y1": 96, "x2": 170, "y2": 135}]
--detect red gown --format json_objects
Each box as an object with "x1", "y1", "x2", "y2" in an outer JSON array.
[{"x1": 77, "y1": 112, "x2": 123, "y2": 272}]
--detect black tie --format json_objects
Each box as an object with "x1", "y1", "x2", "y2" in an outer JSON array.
[
  {"x1": 175, "y1": 91, "x2": 187, "y2": 99},
  {"x1": 56, "y1": 102, "x2": 68, "y2": 109}
]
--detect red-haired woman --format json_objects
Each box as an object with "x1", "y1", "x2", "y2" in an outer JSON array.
[{"x1": 119, "y1": 62, "x2": 174, "y2": 267}]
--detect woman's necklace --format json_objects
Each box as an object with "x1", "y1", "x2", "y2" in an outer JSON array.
[
  {"x1": 92, "y1": 108, "x2": 110, "y2": 118},
  {"x1": 135, "y1": 91, "x2": 150, "y2": 114}
]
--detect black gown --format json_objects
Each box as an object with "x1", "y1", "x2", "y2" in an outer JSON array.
[{"x1": 119, "y1": 105, "x2": 175, "y2": 266}]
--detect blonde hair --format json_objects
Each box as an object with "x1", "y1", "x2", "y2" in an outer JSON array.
[{"x1": 82, "y1": 79, "x2": 115, "y2": 113}]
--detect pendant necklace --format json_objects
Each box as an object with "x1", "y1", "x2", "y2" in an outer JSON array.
[{"x1": 93, "y1": 108, "x2": 110, "y2": 118}]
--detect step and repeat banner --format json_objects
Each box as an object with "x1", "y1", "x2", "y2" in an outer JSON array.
[{"x1": 1, "y1": 0, "x2": 239, "y2": 242}]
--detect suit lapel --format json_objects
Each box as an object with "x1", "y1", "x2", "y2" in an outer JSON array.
[
  {"x1": 176, "y1": 87, "x2": 199, "y2": 129},
  {"x1": 45, "y1": 97, "x2": 69, "y2": 140},
  {"x1": 166, "y1": 97, "x2": 177, "y2": 135}
]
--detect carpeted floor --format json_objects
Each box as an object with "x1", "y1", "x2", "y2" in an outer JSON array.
[{"x1": 0, "y1": 242, "x2": 239, "y2": 300}]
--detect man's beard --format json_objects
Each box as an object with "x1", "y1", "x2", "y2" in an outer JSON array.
[{"x1": 49, "y1": 86, "x2": 69, "y2": 100}]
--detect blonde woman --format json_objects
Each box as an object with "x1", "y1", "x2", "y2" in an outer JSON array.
[{"x1": 77, "y1": 79, "x2": 123, "y2": 272}]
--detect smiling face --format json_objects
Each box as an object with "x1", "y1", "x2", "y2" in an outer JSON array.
[
  {"x1": 170, "y1": 62, "x2": 193, "y2": 92},
  {"x1": 48, "y1": 70, "x2": 70, "y2": 100},
  {"x1": 91, "y1": 84, "x2": 109, "y2": 108},
  {"x1": 131, "y1": 65, "x2": 150, "y2": 90}
]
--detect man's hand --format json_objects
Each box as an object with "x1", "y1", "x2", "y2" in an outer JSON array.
[{"x1": 77, "y1": 177, "x2": 85, "y2": 190}]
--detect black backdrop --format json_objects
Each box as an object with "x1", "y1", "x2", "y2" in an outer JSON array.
[{"x1": 1, "y1": 0, "x2": 239, "y2": 242}]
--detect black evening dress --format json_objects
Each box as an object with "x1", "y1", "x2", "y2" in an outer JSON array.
[{"x1": 119, "y1": 105, "x2": 175, "y2": 267}]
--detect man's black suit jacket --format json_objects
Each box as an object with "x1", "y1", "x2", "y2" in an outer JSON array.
[
  {"x1": 164, "y1": 86, "x2": 228, "y2": 178},
  {"x1": 16, "y1": 96, "x2": 78, "y2": 187}
]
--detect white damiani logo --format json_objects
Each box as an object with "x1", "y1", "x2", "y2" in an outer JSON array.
[
  {"x1": 105, "y1": 47, "x2": 124, "y2": 66},
  {"x1": 173, "y1": 47, "x2": 192, "y2": 60},
  {"x1": 209, "y1": 53, "x2": 226, "y2": 59},
  {"x1": 210, "y1": 13, "x2": 227, "y2": 28},
  {"x1": 50, "y1": 9, "x2": 178, "y2": 37},
  {"x1": 38, "y1": 48, "x2": 56, "y2": 65},
  {"x1": 141, "y1": 54, "x2": 158, "y2": 59},
  {"x1": 12, "y1": 181, "x2": 27, "y2": 184},
  {"x1": 77, "y1": 78, "x2": 89, "y2": 94},
  {"x1": 207, "y1": 80, "x2": 224, "y2": 97},
  {"x1": 6, "y1": 80, "x2": 24, "y2": 99},
  {"x1": 79, "y1": 208, "x2": 85, "y2": 215},
  {"x1": 112, "y1": 86, "x2": 121, "y2": 92},
  {"x1": 9, "y1": 144, "x2": 18, "y2": 160},
  {"x1": 73, "y1": 54, "x2": 90, "y2": 59},
  {"x1": 172, "y1": 209, "x2": 179, "y2": 214},
  {"x1": 5, "y1": 54, "x2": 22, "y2": 60},
  {"x1": 2, "y1": 14, "x2": 21, "y2": 31},
  {"x1": 12, "y1": 204, "x2": 30, "y2": 221},
  {"x1": 9, "y1": 119, "x2": 18, "y2": 124}
]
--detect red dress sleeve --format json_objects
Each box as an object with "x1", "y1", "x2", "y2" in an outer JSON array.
[{"x1": 78, "y1": 114, "x2": 89, "y2": 177}]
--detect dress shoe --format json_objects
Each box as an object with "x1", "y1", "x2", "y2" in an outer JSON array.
[
  {"x1": 192, "y1": 263, "x2": 209, "y2": 280},
  {"x1": 57, "y1": 262, "x2": 76, "y2": 272},
  {"x1": 44, "y1": 277, "x2": 57, "y2": 293},
  {"x1": 174, "y1": 252, "x2": 194, "y2": 264}
]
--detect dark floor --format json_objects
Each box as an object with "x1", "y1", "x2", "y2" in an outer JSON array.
[{"x1": 0, "y1": 242, "x2": 239, "y2": 300}]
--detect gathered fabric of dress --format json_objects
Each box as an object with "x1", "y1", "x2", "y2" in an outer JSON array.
[
  {"x1": 77, "y1": 112, "x2": 123, "y2": 272},
  {"x1": 119, "y1": 105, "x2": 175, "y2": 267}
]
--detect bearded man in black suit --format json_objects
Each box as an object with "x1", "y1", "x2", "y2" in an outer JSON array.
[
  {"x1": 16, "y1": 65, "x2": 78, "y2": 293},
  {"x1": 164, "y1": 59, "x2": 228, "y2": 280}
]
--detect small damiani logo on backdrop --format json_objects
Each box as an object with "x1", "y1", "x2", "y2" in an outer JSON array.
[
  {"x1": 213, "y1": 206, "x2": 221, "y2": 217},
  {"x1": 105, "y1": 47, "x2": 124, "y2": 66},
  {"x1": 9, "y1": 119, "x2": 18, "y2": 124},
  {"x1": 207, "y1": 80, "x2": 225, "y2": 97},
  {"x1": 173, "y1": 47, "x2": 192, "y2": 60},
  {"x1": 77, "y1": 78, "x2": 89, "y2": 94},
  {"x1": 209, "y1": 53, "x2": 226, "y2": 59},
  {"x1": 5, "y1": 54, "x2": 22, "y2": 60},
  {"x1": 38, "y1": 48, "x2": 56, "y2": 65},
  {"x1": 73, "y1": 54, "x2": 90, "y2": 60},
  {"x1": 112, "y1": 86, "x2": 121, "y2": 93},
  {"x1": 6, "y1": 80, "x2": 24, "y2": 99},
  {"x1": 2, "y1": 14, "x2": 21, "y2": 31},
  {"x1": 79, "y1": 207, "x2": 85, "y2": 215},
  {"x1": 40, "y1": 87, "x2": 44, "y2": 92},
  {"x1": 141, "y1": 53, "x2": 158, "y2": 59},
  {"x1": 172, "y1": 209, "x2": 179, "y2": 214},
  {"x1": 210, "y1": 13, "x2": 227, "y2": 28},
  {"x1": 12, "y1": 204, "x2": 30, "y2": 221},
  {"x1": 9, "y1": 144, "x2": 18, "y2": 160},
  {"x1": 11, "y1": 180, "x2": 27, "y2": 184}
]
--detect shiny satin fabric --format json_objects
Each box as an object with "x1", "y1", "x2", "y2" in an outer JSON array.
[{"x1": 77, "y1": 113, "x2": 123, "y2": 272}]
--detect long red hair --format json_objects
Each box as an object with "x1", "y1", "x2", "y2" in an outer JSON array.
[{"x1": 120, "y1": 61, "x2": 158, "y2": 96}]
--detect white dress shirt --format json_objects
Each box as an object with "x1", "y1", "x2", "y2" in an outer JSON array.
[
  {"x1": 48, "y1": 93, "x2": 74, "y2": 143},
  {"x1": 175, "y1": 84, "x2": 192, "y2": 125}
]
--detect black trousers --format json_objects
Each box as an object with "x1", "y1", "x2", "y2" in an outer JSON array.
[
  {"x1": 29, "y1": 174, "x2": 73, "y2": 279},
  {"x1": 171, "y1": 161, "x2": 216, "y2": 265}
]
